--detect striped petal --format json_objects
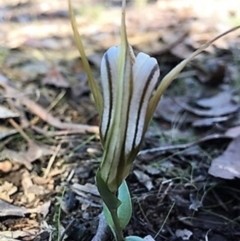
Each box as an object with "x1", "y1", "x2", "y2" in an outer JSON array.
[
  {"x1": 100, "y1": 46, "x2": 119, "y2": 142},
  {"x1": 99, "y1": 44, "x2": 133, "y2": 191},
  {"x1": 125, "y1": 53, "x2": 160, "y2": 155}
]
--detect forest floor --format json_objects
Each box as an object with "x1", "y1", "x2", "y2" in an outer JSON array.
[{"x1": 1, "y1": 0, "x2": 240, "y2": 241}]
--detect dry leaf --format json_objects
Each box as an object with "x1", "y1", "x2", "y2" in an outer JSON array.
[
  {"x1": 0, "y1": 126, "x2": 17, "y2": 140},
  {"x1": 180, "y1": 101, "x2": 239, "y2": 117},
  {"x1": 0, "y1": 230, "x2": 36, "y2": 240},
  {"x1": 175, "y1": 229, "x2": 193, "y2": 240},
  {"x1": 143, "y1": 235, "x2": 156, "y2": 241},
  {"x1": 154, "y1": 96, "x2": 195, "y2": 124},
  {"x1": 0, "y1": 182, "x2": 17, "y2": 202},
  {"x1": 0, "y1": 142, "x2": 55, "y2": 170},
  {"x1": 41, "y1": 65, "x2": 69, "y2": 88},
  {"x1": 28, "y1": 200, "x2": 51, "y2": 218},
  {"x1": 21, "y1": 170, "x2": 36, "y2": 203},
  {"x1": 133, "y1": 170, "x2": 154, "y2": 191},
  {"x1": 0, "y1": 106, "x2": 19, "y2": 119},
  {"x1": 0, "y1": 199, "x2": 28, "y2": 217},
  {"x1": 0, "y1": 79, "x2": 98, "y2": 134},
  {"x1": 192, "y1": 116, "x2": 230, "y2": 127},
  {"x1": 196, "y1": 91, "x2": 232, "y2": 109},
  {"x1": 1, "y1": 149, "x2": 33, "y2": 170},
  {"x1": 225, "y1": 126, "x2": 240, "y2": 138},
  {"x1": 208, "y1": 135, "x2": 240, "y2": 179}
]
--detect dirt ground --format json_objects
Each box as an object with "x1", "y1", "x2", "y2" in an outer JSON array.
[{"x1": 1, "y1": 0, "x2": 240, "y2": 241}]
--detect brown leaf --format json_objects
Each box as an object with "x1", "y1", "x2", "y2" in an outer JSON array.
[
  {"x1": 41, "y1": 65, "x2": 70, "y2": 88},
  {"x1": 208, "y1": 135, "x2": 240, "y2": 179}
]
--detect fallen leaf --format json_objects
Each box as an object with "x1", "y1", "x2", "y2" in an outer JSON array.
[
  {"x1": 133, "y1": 170, "x2": 153, "y2": 191},
  {"x1": 196, "y1": 91, "x2": 232, "y2": 109},
  {"x1": 154, "y1": 96, "x2": 196, "y2": 124},
  {"x1": 180, "y1": 101, "x2": 240, "y2": 117},
  {"x1": 0, "y1": 230, "x2": 36, "y2": 240},
  {"x1": 72, "y1": 183, "x2": 101, "y2": 209},
  {"x1": 197, "y1": 59, "x2": 226, "y2": 86},
  {"x1": 192, "y1": 116, "x2": 230, "y2": 127},
  {"x1": 143, "y1": 235, "x2": 156, "y2": 241},
  {"x1": 140, "y1": 164, "x2": 161, "y2": 175},
  {"x1": 0, "y1": 182, "x2": 17, "y2": 202},
  {"x1": 16, "y1": 61, "x2": 48, "y2": 81},
  {"x1": 0, "y1": 199, "x2": 28, "y2": 217},
  {"x1": 0, "y1": 126, "x2": 18, "y2": 140},
  {"x1": 0, "y1": 79, "x2": 98, "y2": 134},
  {"x1": 28, "y1": 201, "x2": 51, "y2": 218},
  {"x1": 1, "y1": 142, "x2": 54, "y2": 170},
  {"x1": 1, "y1": 149, "x2": 32, "y2": 170},
  {"x1": 208, "y1": 135, "x2": 240, "y2": 179},
  {"x1": 0, "y1": 106, "x2": 19, "y2": 119},
  {"x1": 225, "y1": 125, "x2": 240, "y2": 138},
  {"x1": 41, "y1": 65, "x2": 70, "y2": 88},
  {"x1": 175, "y1": 229, "x2": 193, "y2": 240},
  {"x1": 21, "y1": 170, "x2": 36, "y2": 203}
]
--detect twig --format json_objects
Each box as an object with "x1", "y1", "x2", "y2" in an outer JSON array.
[
  {"x1": 44, "y1": 143, "x2": 61, "y2": 178},
  {"x1": 30, "y1": 89, "x2": 66, "y2": 126},
  {"x1": 0, "y1": 79, "x2": 99, "y2": 134},
  {"x1": 59, "y1": 219, "x2": 75, "y2": 241},
  {"x1": 8, "y1": 118, "x2": 32, "y2": 144},
  {"x1": 138, "y1": 133, "x2": 231, "y2": 159}
]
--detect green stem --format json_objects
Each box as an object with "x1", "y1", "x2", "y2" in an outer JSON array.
[{"x1": 110, "y1": 209, "x2": 124, "y2": 241}]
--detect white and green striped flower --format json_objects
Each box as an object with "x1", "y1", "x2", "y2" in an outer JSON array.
[
  {"x1": 99, "y1": 43, "x2": 160, "y2": 191},
  {"x1": 69, "y1": 0, "x2": 238, "y2": 193}
]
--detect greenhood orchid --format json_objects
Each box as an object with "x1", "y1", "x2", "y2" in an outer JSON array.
[
  {"x1": 99, "y1": 36, "x2": 160, "y2": 192},
  {"x1": 69, "y1": 0, "x2": 240, "y2": 239}
]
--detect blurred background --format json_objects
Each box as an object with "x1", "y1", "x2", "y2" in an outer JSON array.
[{"x1": 1, "y1": 1, "x2": 240, "y2": 241}]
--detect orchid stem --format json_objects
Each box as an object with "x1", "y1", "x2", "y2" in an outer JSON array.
[{"x1": 110, "y1": 209, "x2": 124, "y2": 241}]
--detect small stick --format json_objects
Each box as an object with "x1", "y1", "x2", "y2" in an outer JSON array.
[
  {"x1": 8, "y1": 118, "x2": 32, "y2": 144},
  {"x1": 44, "y1": 143, "x2": 61, "y2": 178}
]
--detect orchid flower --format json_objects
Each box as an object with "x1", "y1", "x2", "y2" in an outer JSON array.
[
  {"x1": 99, "y1": 20, "x2": 160, "y2": 193},
  {"x1": 69, "y1": 0, "x2": 240, "y2": 239}
]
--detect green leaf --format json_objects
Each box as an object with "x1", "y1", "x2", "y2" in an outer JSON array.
[
  {"x1": 68, "y1": 0, "x2": 102, "y2": 114},
  {"x1": 103, "y1": 203, "x2": 114, "y2": 229},
  {"x1": 96, "y1": 170, "x2": 121, "y2": 210},
  {"x1": 101, "y1": 181, "x2": 132, "y2": 230},
  {"x1": 117, "y1": 180, "x2": 132, "y2": 229},
  {"x1": 125, "y1": 236, "x2": 145, "y2": 241}
]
